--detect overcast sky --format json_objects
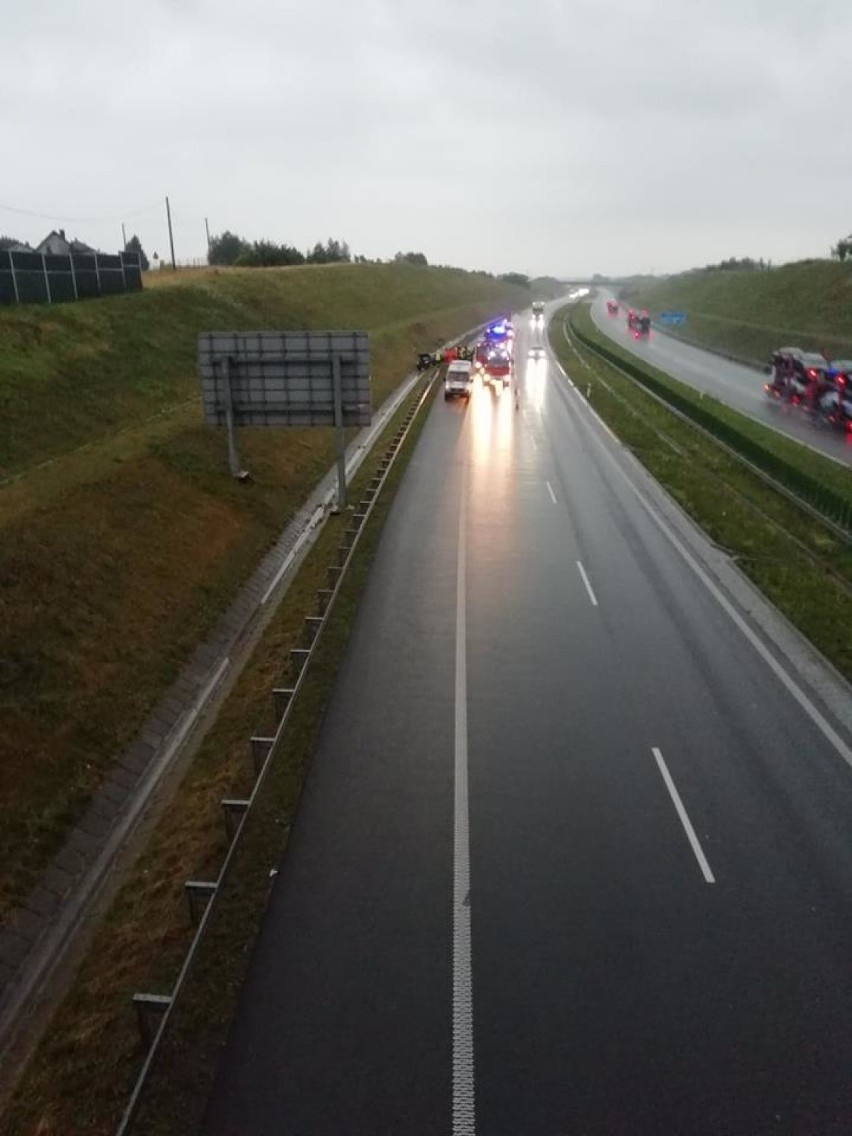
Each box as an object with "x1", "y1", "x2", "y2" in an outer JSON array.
[{"x1": 3, "y1": 0, "x2": 851, "y2": 277}]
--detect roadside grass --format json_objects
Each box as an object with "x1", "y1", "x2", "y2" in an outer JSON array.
[
  {"x1": 0, "y1": 262, "x2": 523, "y2": 478},
  {"x1": 0, "y1": 265, "x2": 527, "y2": 922},
  {"x1": 1, "y1": 376, "x2": 438, "y2": 1136},
  {"x1": 619, "y1": 259, "x2": 852, "y2": 364},
  {"x1": 132, "y1": 385, "x2": 440, "y2": 1136},
  {"x1": 555, "y1": 304, "x2": 852, "y2": 682},
  {"x1": 572, "y1": 302, "x2": 852, "y2": 516}
]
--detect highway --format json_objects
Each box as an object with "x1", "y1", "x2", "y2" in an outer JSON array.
[
  {"x1": 589, "y1": 292, "x2": 852, "y2": 467},
  {"x1": 200, "y1": 314, "x2": 852, "y2": 1135}
]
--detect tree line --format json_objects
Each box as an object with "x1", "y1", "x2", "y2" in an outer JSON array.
[
  {"x1": 210, "y1": 234, "x2": 442, "y2": 269},
  {"x1": 208, "y1": 233, "x2": 534, "y2": 285},
  {"x1": 698, "y1": 257, "x2": 772, "y2": 272},
  {"x1": 210, "y1": 232, "x2": 357, "y2": 267}
]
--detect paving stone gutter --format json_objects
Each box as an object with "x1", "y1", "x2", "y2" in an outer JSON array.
[{"x1": 0, "y1": 336, "x2": 471, "y2": 1097}]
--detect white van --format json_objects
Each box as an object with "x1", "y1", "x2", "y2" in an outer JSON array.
[{"x1": 444, "y1": 359, "x2": 473, "y2": 400}]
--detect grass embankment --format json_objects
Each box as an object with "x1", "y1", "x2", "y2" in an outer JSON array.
[
  {"x1": 620, "y1": 259, "x2": 852, "y2": 365},
  {"x1": 0, "y1": 263, "x2": 528, "y2": 920},
  {"x1": 558, "y1": 303, "x2": 852, "y2": 681},
  {"x1": 2, "y1": 376, "x2": 438, "y2": 1136}
]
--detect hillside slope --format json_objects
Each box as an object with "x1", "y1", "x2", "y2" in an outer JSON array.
[
  {"x1": 620, "y1": 260, "x2": 852, "y2": 364},
  {"x1": 0, "y1": 262, "x2": 523, "y2": 477},
  {"x1": 0, "y1": 263, "x2": 528, "y2": 916}
]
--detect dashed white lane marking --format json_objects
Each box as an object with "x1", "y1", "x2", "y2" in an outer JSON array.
[
  {"x1": 562, "y1": 378, "x2": 852, "y2": 774},
  {"x1": 546, "y1": 480, "x2": 557, "y2": 505},
  {"x1": 652, "y1": 747, "x2": 715, "y2": 884},
  {"x1": 453, "y1": 469, "x2": 475, "y2": 1135},
  {"x1": 576, "y1": 560, "x2": 599, "y2": 608},
  {"x1": 621, "y1": 477, "x2": 852, "y2": 773}
]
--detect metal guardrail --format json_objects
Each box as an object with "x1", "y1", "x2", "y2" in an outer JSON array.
[
  {"x1": 115, "y1": 372, "x2": 437, "y2": 1134},
  {"x1": 567, "y1": 312, "x2": 852, "y2": 544}
]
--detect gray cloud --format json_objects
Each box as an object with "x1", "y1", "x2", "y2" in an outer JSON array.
[{"x1": 2, "y1": 0, "x2": 851, "y2": 275}]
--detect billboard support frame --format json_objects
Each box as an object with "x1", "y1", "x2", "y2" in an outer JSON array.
[
  {"x1": 198, "y1": 329, "x2": 371, "y2": 492},
  {"x1": 219, "y1": 357, "x2": 247, "y2": 480},
  {"x1": 331, "y1": 352, "x2": 347, "y2": 511}
]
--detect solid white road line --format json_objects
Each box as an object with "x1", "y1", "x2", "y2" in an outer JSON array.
[
  {"x1": 546, "y1": 480, "x2": 557, "y2": 505},
  {"x1": 453, "y1": 470, "x2": 475, "y2": 1136},
  {"x1": 567, "y1": 388, "x2": 852, "y2": 773},
  {"x1": 576, "y1": 560, "x2": 599, "y2": 607},
  {"x1": 652, "y1": 747, "x2": 715, "y2": 884},
  {"x1": 623, "y1": 477, "x2": 852, "y2": 773}
]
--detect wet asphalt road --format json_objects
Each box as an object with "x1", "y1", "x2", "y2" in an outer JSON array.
[
  {"x1": 200, "y1": 315, "x2": 852, "y2": 1135},
  {"x1": 589, "y1": 293, "x2": 852, "y2": 467}
]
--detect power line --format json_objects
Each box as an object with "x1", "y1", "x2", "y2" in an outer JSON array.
[{"x1": 0, "y1": 200, "x2": 162, "y2": 224}]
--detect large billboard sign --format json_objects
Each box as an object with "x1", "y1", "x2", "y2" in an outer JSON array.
[{"x1": 198, "y1": 330, "x2": 371, "y2": 428}]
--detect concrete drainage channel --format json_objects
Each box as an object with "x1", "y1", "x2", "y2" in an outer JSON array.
[{"x1": 115, "y1": 370, "x2": 436, "y2": 1134}]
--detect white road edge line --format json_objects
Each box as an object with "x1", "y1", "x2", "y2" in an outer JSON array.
[
  {"x1": 546, "y1": 480, "x2": 557, "y2": 505},
  {"x1": 652, "y1": 747, "x2": 715, "y2": 884},
  {"x1": 453, "y1": 468, "x2": 475, "y2": 1135},
  {"x1": 622, "y1": 476, "x2": 852, "y2": 772},
  {"x1": 576, "y1": 560, "x2": 599, "y2": 607},
  {"x1": 560, "y1": 368, "x2": 852, "y2": 773}
]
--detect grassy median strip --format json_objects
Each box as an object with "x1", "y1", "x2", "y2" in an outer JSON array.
[
  {"x1": 1, "y1": 372, "x2": 438, "y2": 1136},
  {"x1": 554, "y1": 304, "x2": 852, "y2": 682}
]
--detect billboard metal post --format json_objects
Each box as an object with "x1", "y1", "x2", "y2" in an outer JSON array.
[
  {"x1": 332, "y1": 353, "x2": 347, "y2": 511},
  {"x1": 220, "y1": 357, "x2": 244, "y2": 479}
]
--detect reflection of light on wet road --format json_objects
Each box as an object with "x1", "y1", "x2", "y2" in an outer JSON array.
[
  {"x1": 471, "y1": 381, "x2": 514, "y2": 458},
  {"x1": 523, "y1": 355, "x2": 548, "y2": 411},
  {"x1": 469, "y1": 379, "x2": 517, "y2": 521},
  {"x1": 467, "y1": 380, "x2": 519, "y2": 608}
]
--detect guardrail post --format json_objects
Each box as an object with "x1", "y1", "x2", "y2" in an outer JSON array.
[
  {"x1": 272, "y1": 687, "x2": 295, "y2": 719},
  {"x1": 250, "y1": 735, "x2": 274, "y2": 777},
  {"x1": 327, "y1": 564, "x2": 343, "y2": 588},
  {"x1": 303, "y1": 616, "x2": 323, "y2": 645},
  {"x1": 316, "y1": 588, "x2": 334, "y2": 615},
  {"x1": 132, "y1": 993, "x2": 172, "y2": 1049},
  {"x1": 185, "y1": 880, "x2": 217, "y2": 926},
  {"x1": 290, "y1": 647, "x2": 311, "y2": 676},
  {"x1": 221, "y1": 798, "x2": 250, "y2": 840}
]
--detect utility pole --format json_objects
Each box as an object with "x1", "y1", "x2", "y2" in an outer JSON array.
[
  {"x1": 165, "y1": 195, "x2": 176, "y2": 271},
  {"x1": 205, "y1": 217, "x2": 212, "y2": 264},
  {"x1": 121, "y1": 222, "x2": 127, "y2": 250}
]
